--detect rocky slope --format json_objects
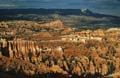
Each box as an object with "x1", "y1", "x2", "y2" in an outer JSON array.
[{"x1": 0, "y1": 38, "x2": 120, "y2": 78}]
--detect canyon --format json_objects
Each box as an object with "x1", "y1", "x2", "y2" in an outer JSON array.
[
  {"x1": 0, "y1": 20, "x2": 120, "y2": 77},
  {"x1": 0, "y1": 12, "x2": 120, "y2": 78}
]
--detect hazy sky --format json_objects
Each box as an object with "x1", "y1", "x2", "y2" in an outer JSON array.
[{"x1": 0, "y1": 0, "x2": 120, "y2": 16}]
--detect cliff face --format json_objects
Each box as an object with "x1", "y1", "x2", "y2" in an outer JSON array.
[
  {"x1": 0, "y1": 39, "x2": 120, "y2": 77},
  {"x1": 0, "y1": 39, "x2": 39, "y2": 62}
]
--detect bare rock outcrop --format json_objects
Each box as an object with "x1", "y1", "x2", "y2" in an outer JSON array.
[
  {"x1": 0, "y1": 39, "x2": 39, "y2": 63},
  {"x1": 0, "y1": 38, "x2": 120, "y2": 77}
]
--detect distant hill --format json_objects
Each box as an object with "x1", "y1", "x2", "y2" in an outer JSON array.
[{"x1": 0, "y1": 9, "x2": 120, "y2": 29}]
